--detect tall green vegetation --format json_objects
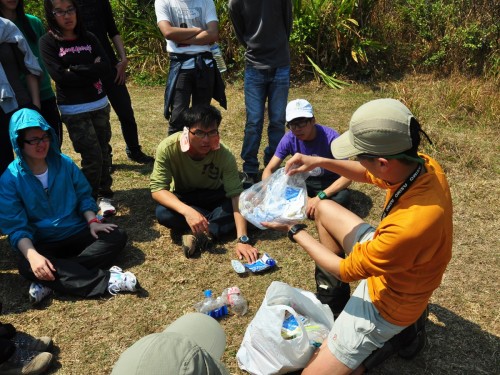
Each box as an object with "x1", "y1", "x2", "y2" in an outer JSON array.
[{"x1": 23, "y1": 0, "x2": 498, "y2": 85}]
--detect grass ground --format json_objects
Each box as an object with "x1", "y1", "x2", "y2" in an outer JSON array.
[{"x1": 0, "y1": 74, "x2": 499, "y2": 374}]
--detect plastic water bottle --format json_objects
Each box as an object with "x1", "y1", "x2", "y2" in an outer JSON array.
[
  {"x1": 210, "y1": 43, "x2": 227, "y2": 73},
  {"x1": 231, "y1": 293, "x2": 248, "y2": 316},
  {"x1": 194, "y1": 290, "x2": 228, "y2": 318},
  {"x1": 196, "y1": 289, "x2": 216, "y2": 314},
  {"x1": 222, "y1": 286, "x2": 248, "y2": 316}
]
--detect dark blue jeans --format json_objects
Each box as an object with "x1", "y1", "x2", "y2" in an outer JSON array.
[
  {"x1": 18, "y1": 227, "x2": 127, "y2": 298},
  {"x1": 155, "y1": 187, "x2": 235, "y2": 238},
  {"x1": 241, "y1": 65, "x2": 290, "y2": 175}
]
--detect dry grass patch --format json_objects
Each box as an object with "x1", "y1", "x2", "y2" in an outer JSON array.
[{"x1": 1, "y1": 75, "x2": 499, "y2": 374}]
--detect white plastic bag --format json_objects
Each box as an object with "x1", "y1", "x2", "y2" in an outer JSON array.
[
  {"x1": 236, "y1": 281, "x2": 334, "y2": 375},
  {"x1": 239, "y1": 168, "x2": 308, "y2": 229}
]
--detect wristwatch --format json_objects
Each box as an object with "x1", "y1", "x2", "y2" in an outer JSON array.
[
  {"x1": 238, "y1": 235, "x2": 250, "y2": 244},
  {"x1": 317, "y1": 191, "x2": 328, "y2": 200},
  {"x1": 287, "y1": 224, "x2": 307, "y2": 243}
]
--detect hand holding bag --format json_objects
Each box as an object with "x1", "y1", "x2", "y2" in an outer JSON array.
[
  {"x1": 239, "y1": 168, "x2": 308, "y2": 230},
  {"x1": 236, "y1": 281, "x2": 334, "y2": 375}
]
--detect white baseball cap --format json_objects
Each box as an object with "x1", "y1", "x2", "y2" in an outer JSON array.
[{"x1": 286, "y1": 99, "x2": 314, "y2": 122}]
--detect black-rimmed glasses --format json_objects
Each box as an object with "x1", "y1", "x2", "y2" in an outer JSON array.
[
  {"x1": 189, "y1": 129, "x2": 219, "y2": 139},
  {"x1": 52, "y1": 7, "x2": 76, "y2": 17},
  {"x1": 23, "y1": 134, "x2": 51, "y2": 146},
  {"x1": 286, "y1": 118, "x2": 310, "y2": 130}
]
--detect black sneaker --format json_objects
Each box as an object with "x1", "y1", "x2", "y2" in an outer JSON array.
[
  {"x1": 242, "y1": 172, "x2": 257, "y2": 189},
  {"x1": 127, "y1": 148, "x2": 154, "y2": 164}
]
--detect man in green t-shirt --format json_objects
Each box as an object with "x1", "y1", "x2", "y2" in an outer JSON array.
[{"x1": 150, "y1": 105, "x2": 258, "y2": 263}]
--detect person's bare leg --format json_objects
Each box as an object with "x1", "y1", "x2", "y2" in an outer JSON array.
[
  {"x1": 302, "y1": 341, "x2": 353, "y2": 375},
  {"x1": 315, "y1": 200, "x2": 365, "y2": 256}
]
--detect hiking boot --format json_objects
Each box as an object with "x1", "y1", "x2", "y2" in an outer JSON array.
[
  {"x1": 28, "y1": 283, "x2": 53, "y2": 305},
  {"x1": 398, "y1": 306, "x2": 429, "y2": 359},
  {"x1": 315, "y1": 265, "x2": 350, "y2": 318},
  {"x1": 196, "y1": 233, "x2": 214, "y2": 252},
  {"x1": 182, "y1": 235, "x2": 197, "y2": 258},
  {"x1": 98, "y1": 198, "x2": 116, "y2": 217},
  {"x1": 363, "y1": 306, "x2": 429, "y2": 370},
  {"x1": 398, "y1": 327, "x2": 427, "y2": 359},
  {"x1": 12, "y1": 333, "x2": 53, "y2": 352},
  {"x1": 108, "y1": 266, "x2": 138, "y2": 295},
  {"x1": 0, "y1": 348, "x2": 53, "y2": 375},
  {"x1": 182, "y1": 233, "x2": 214, "y2": 258},
  {"x1": 126, "y1": 148, "x2": 154, "y2": 164}
]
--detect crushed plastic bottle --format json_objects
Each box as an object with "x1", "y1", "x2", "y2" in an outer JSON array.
[
  {"x1": 222, "y1": 286, "x2": 248, "y2": 316},
  {"x1": 194, "y1": 289, "x2": 228, "y2": 319},
  {"x1": 210, "y1": 43, "x2": 227, "y2": 73},
  {"x1": 195, "y1": 289, "x2": 216, "y2": 314}
]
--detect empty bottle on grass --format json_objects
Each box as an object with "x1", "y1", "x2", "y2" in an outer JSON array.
[
  {"x1": 194, "y1": 289, "x2": 228, "y2": 318},
  {"x1": 222, "y1": 286, "x2": 248, "y2": 316}
]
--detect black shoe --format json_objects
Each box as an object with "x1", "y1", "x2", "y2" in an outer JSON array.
[
  {"x1": 127, "y1": 148, "x2": 154, "y2": 164},
  {"x1": 241, "y1": 172, "x2": 257, "y2": 189},
  {"x1": 363, "y1": 306, "x2": 429, "y2": 370},
  {"x1": 398, "y1": 306, "x2": 429, "y2": 359},
  {"x1": 315, "y1": 264, "x2": 350, "y2": 318},
  {"x1": 398, "y1": 327, "x2": 427, "y2": 359},
  {"x1": 316, "y1": 283, "x2": 350, "y2": 318}
]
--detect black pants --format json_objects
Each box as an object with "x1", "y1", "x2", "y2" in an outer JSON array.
[
  {"x1": 155, "y1": 187, "x2": 235, "y2": 238},
  {"x1": 40, "y1": 96, "x2": 63, "y2": 146},
  {"x1": 0, "y1": 108, "x2": 14, "y2": 177},
  {"x1": 168, "y1": 66, "x2": 215, "y2": 135},
  {"x1": 18, "y1": 227, "x2": 127, "y2": 298},
  {"x1": 103, "y1": 69, "x2": 141, "y2": 152}
]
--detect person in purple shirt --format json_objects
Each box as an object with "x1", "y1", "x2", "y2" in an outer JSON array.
[
  {"x1": 263, "y1": 98, "x2": 351, "y2": 219},
  {"x1": 263, "y1": 98, "x2": 352, "y2": 327}
]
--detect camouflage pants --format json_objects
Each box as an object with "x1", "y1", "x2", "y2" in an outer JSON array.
[{"x1": 62, "y1": 105, "x2": 113, "y2": 199}]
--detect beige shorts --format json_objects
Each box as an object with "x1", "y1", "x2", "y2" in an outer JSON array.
[{"x1": 327, "y1": 224, "x2": 405, "y2": 369}]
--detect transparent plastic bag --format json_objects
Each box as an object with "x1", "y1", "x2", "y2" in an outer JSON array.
[{"x1": 239, "y1": 167, "x2": 308, "y2": 229}]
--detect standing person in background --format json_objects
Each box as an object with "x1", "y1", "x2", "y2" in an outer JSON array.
[
  {"x1": 154, "y1": 0, "x2": 226, "y2": 135},
  {"x1": 228, "y1": 0, "x2": 293, "y2": 187},
  {"x1": 74, "y1": 0, "x2": 154, "y2": 165},
  {"x1": 0, "y1": 0, "x2": 63, "y2": 146},
  {"x1": 40, "y1": 0, "x2": 116, "y2": 216},
  {"x1": 0, "y1": 16, "x2": 41, "y2": 176}
]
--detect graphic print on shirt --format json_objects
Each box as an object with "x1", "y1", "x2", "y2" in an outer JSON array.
[
  {"x1": 58, "y1": 44, "x2": 103, "y2": 95},
  {"x1": 173, "y1": 5, "x2": 203, "y2": 48},
  {"x1": 202, "y1": 162, "x2": 219, "y2": 180}
]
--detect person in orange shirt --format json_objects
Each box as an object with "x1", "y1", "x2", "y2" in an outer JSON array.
[{"x1": 263, "y1": 98, "x2": 453, "y2": 374}]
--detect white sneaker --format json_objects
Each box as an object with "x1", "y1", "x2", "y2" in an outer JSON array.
[
  {"x1": 108, "y1": 266, "x2": 137, "y2": 295},
  {"x1": 98, "y1": 198, "x2": 116, "y2": 217},
  {"x1": 28, "y1": 282, "x2": 53, "y2": 304}
]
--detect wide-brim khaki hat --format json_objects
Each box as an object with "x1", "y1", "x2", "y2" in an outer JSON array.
[
  {"x1": 111, "y1": 313, "x2": 228, "y2": 375},
  {"x1": 331, "y1": 98, "x2": 414, "y2": 159}
]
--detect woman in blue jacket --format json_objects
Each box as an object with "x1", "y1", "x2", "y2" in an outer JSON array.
[{"x1": 0, "y1": 108, "x2": 138, "y2": 304}]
